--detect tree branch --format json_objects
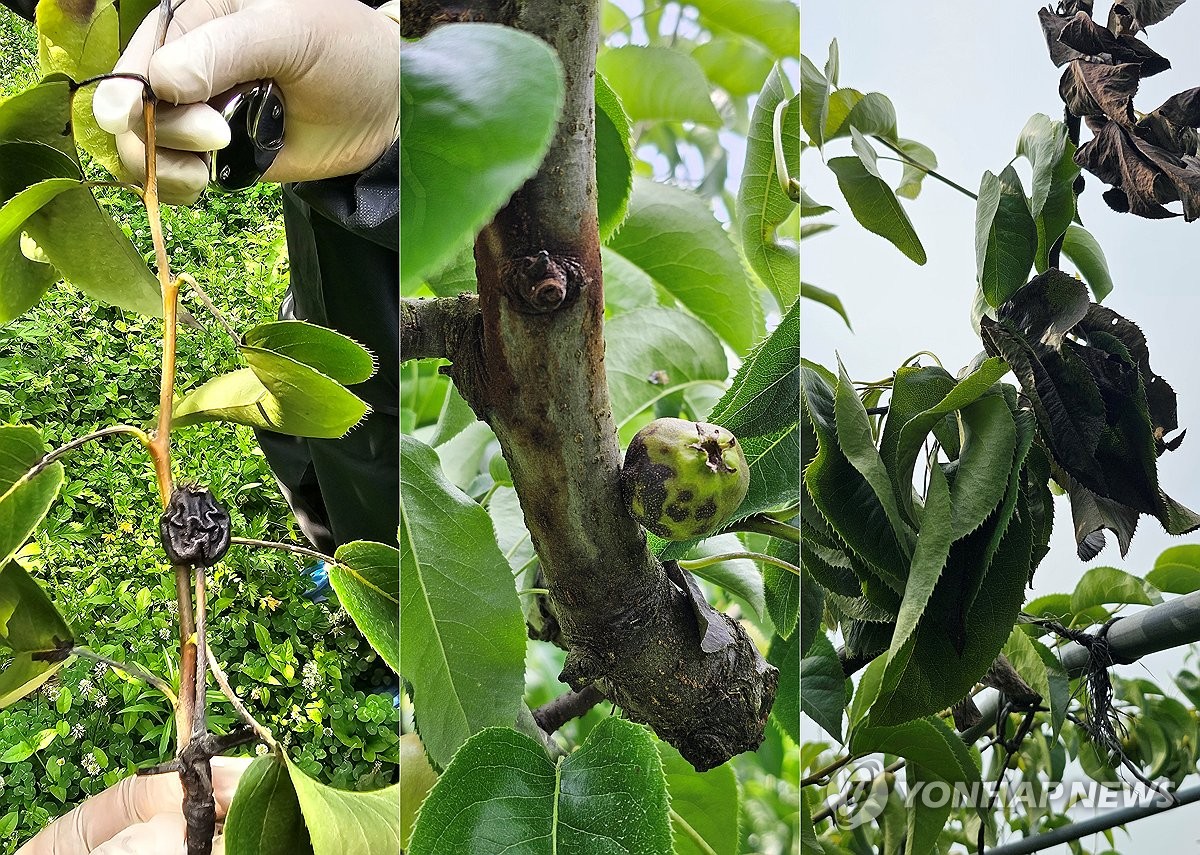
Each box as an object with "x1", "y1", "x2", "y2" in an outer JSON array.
[
  {"x1": 449, "y1": 0, "x2": 777, "y2": 771},
  {"x1": 532, "y1": 684, "x2": 606, "y2": 734},
  {"x1": 400, "y1": 295, "x2": 480, "y2": 362}
]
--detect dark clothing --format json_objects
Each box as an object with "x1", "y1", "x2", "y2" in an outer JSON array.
[{"x1": 257, "y1": 144, "x2": 400, "y2": 553}]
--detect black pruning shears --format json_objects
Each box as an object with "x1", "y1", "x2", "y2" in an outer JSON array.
[{"x1": 209, "y1": 81, "x2": 285, "y2": 192}]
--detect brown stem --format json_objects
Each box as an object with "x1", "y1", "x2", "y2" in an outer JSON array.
[
  {"x1": 193, "y1": 572, "x2": 208, "y2": 738},
  {"x1": 174, "y1": 564, "x2": 197, "y2": 742},
  {"x1": 532, "y1": 684, "x2": 605, "y2": 735},
  {"x1": 450, "y1": 0, "x2": 776, "y2": 771},
  {"x1": 206, "y1": 644, "x2": 277, "y2": 748}
]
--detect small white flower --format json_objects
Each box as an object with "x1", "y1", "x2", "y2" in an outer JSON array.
[
  {"x1": 82, "y1": 753, "x2": 100, "y2": 776},
  {"x1": 93, "y1": 661, "x2": 108, "y2": 677},
  {"x1": 42, "y1": 684, "x2": 61, "y2": 702},
  {"x1": 250, "y1": 687, "x2": 262, "y2": 701},
  {"x1": 95, "y1": 693, "x2": 110, "y2": 708},
  {"x1": 255, "y1": 743, "x2": 269, "y2": 756},
  {"x1": 71, "y1": 724, "x2": 86, "y2": 740},
  {"x1": 78, "y1": 678, "x2": 94, "y2": 699},
  {"x1": 322, "y1": 727, "x2": 333, "y2": 739},
  {"x1": 0, "y1": 776, "x2": 6, "y2": 789}
]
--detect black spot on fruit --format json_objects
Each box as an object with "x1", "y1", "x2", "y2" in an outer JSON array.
[
  {"x1": 159, "y1": 484, "x2": 231, "y2": 567},
  {"x1": 620, "y1": 418, "x2": 749, "y2": 541}
]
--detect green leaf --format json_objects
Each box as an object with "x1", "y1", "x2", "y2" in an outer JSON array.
[
  {"x1": 0, "y1": 425, "x2": 65, "y2": 576},
  {"x1": 799, "y1": 54, "x2": 829, "y2": 148},
  {"x1": 224, "y1": 756, "x2": 313, "y2": 855},
  {"x1": 1002, "y1": 627, "x2": 1051, "y2": 705},
  {"x1": 0, "y1": 77, "x2": 75, "y2": 158},
  {"x1": 765, "y1": 537, "x2": 800, "y2": 638},
  {"x1": 658, "y1": 741, "x2": 739, "y2": 855},
  {"x1": 36, "y1": 0, "x2": 124, "y2": 177},
  {"x1": 285, "y1": 754, "x2": 399, "y2": 855},
  {"x1": 976, "y1": 166, "x2": 1038, "y2": 307},
  {"x1": 242, "y1": 321, "x2": 376, "y2": 386},
  {"x1": 800, "y1": 632, "x2": 846, "y2": 743},
  {"x1": 1061, "y1": 224, "x2": 1114, "y2": 302},
  {"x1": 738, "y1": 67, "x2": 800, "y2": 310},
  {"x1": 400, "y1": 24, "x2": 564, "y2": 288},
  {"x1": 409, "y1": 719, "x2": 672, "y2": 854},
  {"x1": 689, "y1": 0, "x2": 799, "y2": 58},
  {"x1": 400, "y1": 436, "x2": 526, "y2": 769},
  {"x1": 429, "y1": 383, "x2": 477, "y2": 447},
  {"x1": 608, "y1": 178, "x2": 764, "y2": 354},
  {"x1": 604, "y1": 306, "x2": 727, "y2": 429},
  {"x1": 834, "y1": 362, "x2": 912, "y2": 549},
  {"x1": 596, "y1": 46, "x2": 720, "y2": 126},
  {"x1": 1014, "y1": 115, "x2": 1079, "y2": 273},
  {"x1": 0, "y1": 142, "x2": 82, "y2": 323},
  {"x1": 1032, "y1": 638, "x2": 1070, "y2": 738},
  {"x1": 769, "y1": 628, "x2": 801, "y2": 745},
  {"x1": 828, "y1": 154, "x2": 926, "y2": 264},
  {"x1": 840, "y1": 93, "x2": 898, "y2": 141},
  {"x1": 800, "y1": 282, "x2": 850, "y2": 328},
  {"x1": 0, "y1": 727, "x2": 58, "y2": 763},
  {"x1": 329, "y1": 542, "x2": 399, "y2": 673},
  {"x1": 799, "y1": 564, "x2": 823, "y2": 656},
  {"x1": 708, "y1": 298, "x2": 798, "y2": 440},
  {"x1": 601, "y1": 246, "x2": 658, "y2": 317},
  {"x1": 0, "y1": 651, "x2": 69, "y2": 708},
  {"x1": 850, "y1": 716, "x2": 981, "y2": 786},
  {"x1": 595, "y1": 73, "x2": 634, "y2": 242},
  {"x1": 1147, "y1": 545, "x2": 1200, "y2": 594},
  {"x1": 26, "y1": 184, "x2": 168, "y2": 317},
  {"x1": 803, "y1": 366, "x2": 906, "y2": 601},
  {"x1": 894, "y1": 138, "x2": 937, "y2": 200},
  {"x1": 173, "y1": 351, "x2": 369, "y2": 439},
  {"x1": 400, "y1": 734, "x2": 438, "y2": 851},
  {"x1": 1071, "y1": 565, "x2": 1155, "y2": 612},
  {"x1": 684, "y1": 535, "x2": 764, "y2": 620},
  {"x1": 800, "y1": 188, "x2": 833, "y2": 217},
  {"x1": 117, "y1": 0, "x2": 156, "y2": 49},
  {"x1": 877, "y1": 463, "x2": 954, "y2": 706},
  {"x1": 691, "y1": 36, "x2": 774, "y2": 97}
]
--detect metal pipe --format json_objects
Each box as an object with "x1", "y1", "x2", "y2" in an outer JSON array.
[{"x1": 983, "y1": 784, "x2": 1200, "y2": 855}]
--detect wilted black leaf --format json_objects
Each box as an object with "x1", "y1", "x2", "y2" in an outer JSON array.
[
  {"x1": 980, "y1": 271, "x2": 1200, "y2": 558},
  {"x1": 1040, "y1": 9, "x2": 1170, "y2": 73},
  {"x1": 1076, "y1": 119, "x2": 1200, "y2": 219},
  {"x1": 1112, "y1": 0, "x2": 1188, "y2": 31},
  {"x1": 1059, "y1": 61, "x2": 1140, "y2": 123}
]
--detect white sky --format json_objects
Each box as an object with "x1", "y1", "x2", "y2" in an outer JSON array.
[{"x1": 802, "y1": 2, "x2": 1200, "y2": 851}]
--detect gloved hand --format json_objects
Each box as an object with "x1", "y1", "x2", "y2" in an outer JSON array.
[
  {"x1": 93, "y1": 0, "x2": 400, "y2": 205},
  {"x1": 16, "y1": 756, "x2": 251, "y2": 855}
]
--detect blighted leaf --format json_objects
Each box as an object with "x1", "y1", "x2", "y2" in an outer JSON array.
[
  {"x1": 1041, "y1": 10, "x2": 1170, "y2": 74},
  {"x1": 1060, "y1": 62, "x2": 1140, "y2": 125},
  {"x1": 1112, "y1": 0, "x2": 1188, "y2": 31},
  {"x1": 981, "y1": 270, "x2": 1200, "y2": 556}
]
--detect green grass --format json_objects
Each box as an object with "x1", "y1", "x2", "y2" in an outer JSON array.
[{"x1": 0, "y1": 10, "x2": 396, "y2": 848}]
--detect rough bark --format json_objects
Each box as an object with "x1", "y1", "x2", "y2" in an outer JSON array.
[
  {"x1": 400, "y1": 294, "x2": 480, "y2": 362},
  {"x1": 430, "y1": 0, "x2": 777, "y2": 770}
]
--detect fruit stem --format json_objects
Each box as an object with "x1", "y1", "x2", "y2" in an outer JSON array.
[{"x1": 678, "y1": 550, "x2": 800, "y2": 577}]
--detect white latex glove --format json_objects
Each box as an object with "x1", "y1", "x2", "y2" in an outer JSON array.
[
  {"x1": 93, "y1": 0, "x2": 400, "y2": 205},
  {"x1": 17, "y1": 756, "x2": 250, "y2": 855}
]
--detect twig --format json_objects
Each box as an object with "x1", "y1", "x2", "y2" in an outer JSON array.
[
  {"x1": 400, "y1": 295, "x2": 480, "y2": 362},
  {"x1": 800, "y1": 752, "x2": 854, "y2": 787},
  {"x1": 193, "y1": 571, "x2": 208, "y2": 739},
  {"x1": 23, "y1": 425, "x2": 151, "y2": 482},
  {"x1": 71, "y1": 647, "x2": 177, "y2": 706},
  {"x1": 872, "y1": 135, "x2": 978, "y2": 201},
  {"x1": 229, "y1": 537, "x2": 335, "y2": 565},
  {"x1": 176, "y1": 272, "x2": 241, "y2": 346},
  {"x1": 205, "y1": 644, "x2": 276, "y2": 748},
  {"x1": 532, "y1": 684, "x2": 606, "y2": 735},
  {"x1": 678, "y1": 550, "x2": 800, "y2": 577}
]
